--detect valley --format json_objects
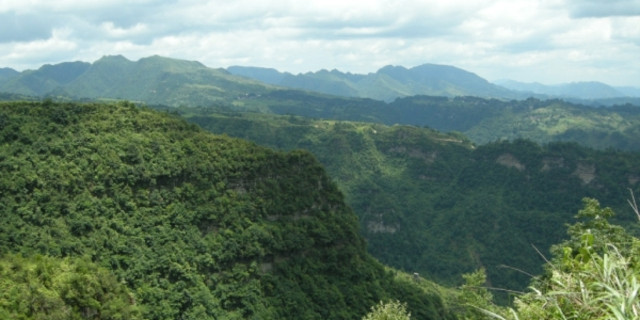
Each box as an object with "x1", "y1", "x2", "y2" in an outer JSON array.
[{"x1": 183, "y1": 109, "x2": 640, "y2": 300}]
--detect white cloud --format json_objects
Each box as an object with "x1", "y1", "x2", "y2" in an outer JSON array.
[
  {"x1": 100, "y1": 22, "x2": 150, "y2": 39},
  {"x1": 0, "y1": 0, "x2": 638, "y2": 86},
  {"x1": 0, "y1": 28, "x2": 77, "y2": 70},
  {"x1": 611, "y1": 16, "x2": 640, "y2": 44}
]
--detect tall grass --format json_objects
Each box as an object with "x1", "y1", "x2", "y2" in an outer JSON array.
[{"x1": 482, "y1": 196, "x2": 640, "y2": 319}]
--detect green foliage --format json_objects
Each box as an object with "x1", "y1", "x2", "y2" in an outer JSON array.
[
  {"x1": 0, "y1": 254, "x2": 140, "y2": 320},
  {"x1": 0, "y1": 100, "x2": 456, "y2": 319},
  {"x1": 488, "y1": 198, "x2": 640, "y2": 319},
  {"x1": 551, "y1": 198, "x2": 631, "y2": 263},
  {"x1": 389, "y1": 96, "x2": 640, "y2": 151},
  {"x1": 224, "y1": 92, "x2": 640, "y2": 152},
  {"x1": 452, "y1": 269, "x2": 504, "y2": 320},
  {"x1": 511, "y1": 245, "x2": 640, "y2": 320},
  {"x1": 182, "y1": 109, "x2": 640, "y2": 303},
  {"x1": 362, "y1": 300, "x2": 411, "y2": 320}
]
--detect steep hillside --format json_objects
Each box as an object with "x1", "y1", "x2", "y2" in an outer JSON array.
[
  {"x1": 0, "y1": 101, "x2": 456, "y2": 319},
  {"x1": 185, "y1": 110, "x2": 640, "y2": 300},
  {"x1": 228, "y1": 63, "x2": 516, "y2": 101}
]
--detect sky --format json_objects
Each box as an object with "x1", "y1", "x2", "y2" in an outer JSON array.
[{"x1": 1, "y1": 0, "x2": 639, "y2": 86}]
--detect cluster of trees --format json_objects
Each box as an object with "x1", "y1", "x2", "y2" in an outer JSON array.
[
  {"x1": 0, "y1": 254, "x2": 140, "y2": 319},
  {"x1": 0, "y1": 100, "x2": 459, "y2": 319}
]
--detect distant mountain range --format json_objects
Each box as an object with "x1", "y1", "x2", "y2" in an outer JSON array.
[
  {"x1": 495, "y1": 79, "x2": 638, "y2": 100},
  {"x1": 228, "y1": 64, "x2": 518, "y2": 101},
  {"x1": 228, "y1": 65, "x2": 640, "y2": 103},
  {"x1": 0, "y1": 55, "x2": 274, "y2": 106},
  {"x1": 1, "y1": 55, "x2": 639, "y2": 105}
]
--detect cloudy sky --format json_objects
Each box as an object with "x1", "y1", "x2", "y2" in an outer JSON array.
[{"x1": 1, "y1": 0, "x2": 639, "y2": 86}]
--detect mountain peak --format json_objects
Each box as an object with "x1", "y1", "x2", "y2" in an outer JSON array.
[
  {"x1": 410, "y1": 63, "x2": 485, "y2": 81},
  {"x1": 137, "y1": 55, "x2": 207, "y2": 70},
  {"x1": 95, "y1": 54, "x2": 132, "y2": 64},
  {"x1": 376, "y1": 63, "x2": 490, "y2": 84},
  {"x1": 36, "y1": 61, "x2": 91, "y2": 85},
  {"x1": 0, "y1": 67, "x2": 19, "y2": 75},
  {"x1": 0, "y1": 67, "x2": 19, "y2": 83}
]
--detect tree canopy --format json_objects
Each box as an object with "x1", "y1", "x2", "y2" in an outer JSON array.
[{"x1": 0, "y1": 100, "x2": 456, "y2": 319}]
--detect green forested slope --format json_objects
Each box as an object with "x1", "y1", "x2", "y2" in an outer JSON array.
[
  {"x1": 185, "y1": 110, "x2": 640, "y2": 300},
  {"x1": 388, "y1": 96, "x2": 640, "y2": 150},
  {"x1": 0, "y1": 101, "x2": 456, "y2": 319},
  {"x1": 231, "y1": 90, "x2": 640, "y2": 151}
]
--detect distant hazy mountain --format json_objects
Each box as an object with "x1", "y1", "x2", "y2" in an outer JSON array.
[
  {"x1": 229, "y1": 64, "x2": 517, "y2": 101},
  {"x1": 3, "y1": 55, "x2": 636, "y2": 106},
  {"x1": 0, "y1": 55, "x2": 274, "y2": 106},
  {"x1": 226, "y1": 66, "x2": 287, "y2": 84},
  {"x1": 617, "y1": 86, "x2": 640, "y2": 97},
  {"x1": 0, "y1": 62, "x2": 91, "y2": 96},
  {"x1": 0, "y1": 67, "x2": 19, "y2": 83},
  {"x1": 495, "y1": 79, "x2": 637, "y2": 99}
]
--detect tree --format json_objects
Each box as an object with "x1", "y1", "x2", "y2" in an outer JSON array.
[
  {"x1": 362, "y1": 300, "x2": 411, "y2": 320},
  {"x1": 483, "y1": 198, "x2": 640, "y2": 320},
  {"x1": 0, "y1": 254, "x2": 141, "y2": 320}
]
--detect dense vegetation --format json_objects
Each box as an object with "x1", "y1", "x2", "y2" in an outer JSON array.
[
  {"x1": 0, "y1": 254, "x2": 141, "y2": 319},
  {"x1": 3, "y1": 56, "x2": 640, "y2": 318},
  {"x1": 485, "y1": 198, "x2": 640, "y2": 319},
  {"x1": 184, "y1": 110, "x2": 640, "y2": 300},
  {"x1": 0, "y1": 101, "x2": 458, "y2": 319},
  {"x1": 362, "y1": 198, "x2": 640, "y2": 319},
  {"x1": 233, "y1": 91, "x2": 640, "y2": 151}
]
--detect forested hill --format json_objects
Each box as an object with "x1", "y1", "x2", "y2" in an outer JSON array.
[
  {"x1": 237, "y1": 91, "x2": 640, "y2": 151},
  {"x1": 1, "y1": 56, "x2": 517, "y2": 104},
  {"x1": 0, "y1": 56, "x2": 274, "y2": 106},
  {"x1": 185, "y1": 110, "x2": 640, "y2": 300},
  {"x1": 0, "y1": 101, "x2": 457, "y2": 319}
]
